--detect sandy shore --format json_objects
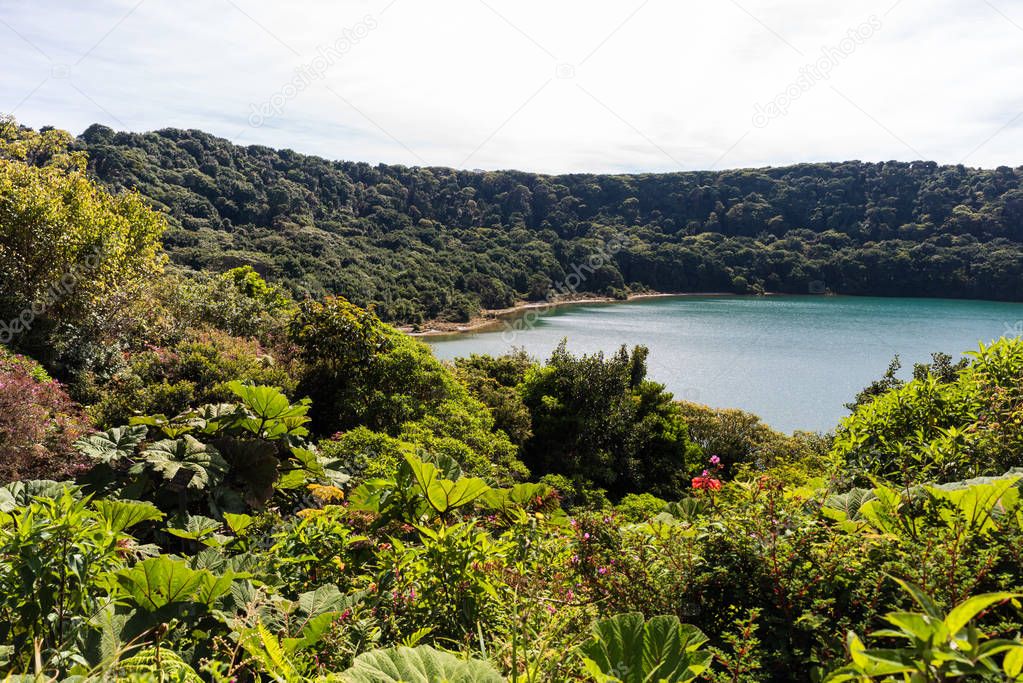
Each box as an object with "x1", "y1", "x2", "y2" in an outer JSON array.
[{"x1": 401, "y1": 291, "x2": 737, "y2": 337}]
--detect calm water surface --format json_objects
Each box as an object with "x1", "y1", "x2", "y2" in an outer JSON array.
[{"x1": 424, "y1": 296, "x2": 1023, "y2": 433}]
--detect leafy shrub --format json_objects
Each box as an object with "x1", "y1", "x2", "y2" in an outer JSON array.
[
  {"x1": 79, "y1": 383, "x2": 345, "y2": 517},
  {"x1": 163, "y1": 265, "x2": 294, "y2": 342},
  {"x1": 0, "y1": 485, "x2": 162, "y2": 670},
  {"x1": 88, "y1": 329, "x2": 300, "y2": 427},
  {"x1": 834, "y1": 338, "x2": 1023, "y2": 485},
  {"x1": 317, "y1": 427, "x2": 415, "y2": 483},
  {"x1": 453, "y1": 352, "x2": 534, "y2": 446},
  {"x1": 538, "y1": 473, "x2": 612, "y2": 510},
  {"x1": 677, "y1": 401, "x2": 835, "y2": 483},
  {"x1": 372, "y1": 520, "x2": 511, "y2": 646},
  {"x1": 0, "y1": 347, "x2": 89, "y2": 481},
  {"x1": 615, "y1": 493, "x2": 668, "y2": 522},
  {"x1": 845, "y1": 351, "x2": 968, "y2": 411},
  {"x1": 827, "y1": 579, "x2": 1023, "y2": 682}
]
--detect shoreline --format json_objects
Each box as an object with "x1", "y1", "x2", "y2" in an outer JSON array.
[{"x1": 401, "y1": 291, "x2": 739, "y2": 337}]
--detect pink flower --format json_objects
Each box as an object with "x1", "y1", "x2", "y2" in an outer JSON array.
[
  {"x1": 582, "y1": 532, "x2": 590, "y2": 540},
  {"x1": 709, "y1": 455, "x2": 721, "y2": 465},
  {"x1": 598, "y1": 567, "x2": 608, "y2": 575}
]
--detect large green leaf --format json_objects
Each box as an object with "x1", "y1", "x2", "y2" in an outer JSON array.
[
  {"x1": 856, "y1": 484, "x2": 912, "y2": 537},
  {"x1": 298, "y1": 584, "x2": 348, "y2": 617},
  {"x1": 140, "y1": 436, "x2": 229, "y2": 490},
  {"x1": 405, "y1": 454, "x2": 490, "y2": 515},
  {"x1": 0, "y1": 480, "x2": 78, "y2": 511},
  {"x1": 925, "y1": 476, "x2": 1022, "y2": 535},
  {"x1": 825, "y1": 632, "x2": 918, "y2": 681},
  {"x1": 228, "y1": 382, "x2": 293, "y2": 419},
  {"x1": 84, "y1": 602, "x2": 132, "y2": 667},
  {"x1": 1005, "y1": 645, "x2": 1023, "y2": 678},
  {"x1": 115, "y1": 557, "x2": 205, "y2": 611},
  {"x1": 890, "y1": 578, "x2": 943, "y2": 620},
  {"x1": 338, "y1": 645, "x2": 503, "y2": 682},
  {"x1": 482, "y1": 482, "x2": 554, "y2": 513},
  {"x1": 196, "y1": 568, "x2": 247, "y2": 607},
  {"x1": 578, "y1": 612, "x2": 711, "y2": 683},
  {"x1": 822, "y1": 487, "x2": 876, "y2": 527},
  {"x1": 428, "y1": 453, "x2": 464, "y2": 481},
  {"x1": 944, "y1": 592, "x2": 1021, "y2": 635},
  {"x1": 224, "y1": 382, "x2": 311, "y2": 438},
  {"x1": 93, "y1": 499, "x2": 164, "y2": 532},
  {"x1": 282, "y1": 612, "x2": 341, "y2": 655},
  {"x1": 224, "y1": 512, "x2": 255, "y2": 535},
  {"x1": 662, "y1": 498, "x2": 708, "y2": 523},
  {"x1": 114, "y1": 647, "x2": 203, "y2": 682},
  {"x1": 290, "y1": 446, "x2": 325, "y2": 478},
  {"x1": 187, "y1": 402, "x2": 245, "y2": 433},
  {"x1": 130, "y1": 414, "x2": 195, "y2": 438},
  {"x1": 167, "y1": 514, "x2": 228, "y2": 546},
  {"x1": 74, "y1": 425, "x2": 148, "y2": 463}
]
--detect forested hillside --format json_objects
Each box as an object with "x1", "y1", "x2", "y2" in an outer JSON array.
[{"x1": 77, "y1": 125, "x2": 1023, "y2": 323}]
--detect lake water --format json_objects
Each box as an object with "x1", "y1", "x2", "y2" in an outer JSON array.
[{"x1": 424, "y1": 295, "x2": 1023, "y2": 434}]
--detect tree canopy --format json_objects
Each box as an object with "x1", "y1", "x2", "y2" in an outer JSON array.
[{"x1": 75, "y1": 124, "x2": 1023, "y2": 323}]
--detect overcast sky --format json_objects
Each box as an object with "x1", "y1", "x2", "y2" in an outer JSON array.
[{"x1": 3, "y1": 0, "x2": 1022, "y2": 173}]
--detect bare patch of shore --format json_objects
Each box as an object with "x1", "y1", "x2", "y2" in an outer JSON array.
[{"x1": 401, "y1": 292, "x2": 737, "y2": 337}]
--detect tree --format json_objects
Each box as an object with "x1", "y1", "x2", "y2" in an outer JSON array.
[
  {"x1": 520, "y1": 341, "x2": 701, "y2": 498},
  {"x1": 289, "y1": 297, "x2": 528, "y2": 482},
  {"x1": 0, "y1": 116, "x2": 166, "y2": 374}
]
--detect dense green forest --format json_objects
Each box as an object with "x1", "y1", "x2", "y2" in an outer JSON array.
[
  {"x1": 76, "y1": 124, "x2": 1023, "y2": 323},
  {"x1": 5, "y1": 117, "x2": 1023, "y2": 681}
]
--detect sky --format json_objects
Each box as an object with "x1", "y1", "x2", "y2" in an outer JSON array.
[{"x1": 2, "y1": 0, "x2": 1022, "y2": 174}]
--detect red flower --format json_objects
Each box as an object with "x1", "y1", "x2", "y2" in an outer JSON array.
[{"x1": 692, "y1": 476, "x2": 722, "y2": 491}]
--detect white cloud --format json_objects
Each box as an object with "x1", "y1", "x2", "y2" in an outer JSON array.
[{"x1": 2, "y1": 0, "x2": 1022, "y2": 172}]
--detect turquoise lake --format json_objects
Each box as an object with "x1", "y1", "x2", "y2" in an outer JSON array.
[{"x1": 424, "y1": 296, "x2": 1023, "y2": 434}]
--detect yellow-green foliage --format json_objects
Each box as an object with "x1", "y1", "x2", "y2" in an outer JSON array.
[
  {"x1": 677, "y1": 400, "x2": 837, "y2": 485},
  {"x1": 291, "y1": 296, "x2": 528, "y2": 483},
  {"x1": 0, "y1": 117, "x2": 166, "y2": 337},
  {"x1": 833, "y1": 337, "x2": 1023, "y2": 484},
  {"x1": 318, "y1": 427, "x2": 415, "y2": 482},
  {"x1": 88, "y1": 329, "x2": 301, "y2": 428}
]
